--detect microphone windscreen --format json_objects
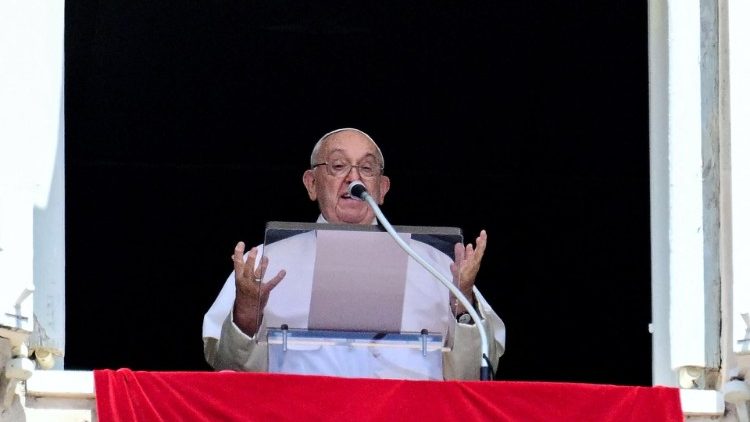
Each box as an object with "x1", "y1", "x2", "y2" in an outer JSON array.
[{"x1": 348, "y1": 181, "x2": 367, "y2": 200}]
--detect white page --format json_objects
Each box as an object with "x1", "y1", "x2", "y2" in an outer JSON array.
[{"x1": 308, "y1": 230, "x2": 410, "y2": 332}]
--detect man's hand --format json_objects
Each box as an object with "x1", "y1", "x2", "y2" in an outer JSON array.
[
  {"x1": 232, "y1": 241, "x2": 286, "y2": 336},
  {"x1": 450, "y1": 229, "x2": 487, "y2": 314}
]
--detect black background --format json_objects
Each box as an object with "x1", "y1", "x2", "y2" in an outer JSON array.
[{"x1": 64, "y1": 1, "x2": 651, "y2": 385}]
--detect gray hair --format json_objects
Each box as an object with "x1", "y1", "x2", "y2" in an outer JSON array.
[{"x1": 310, "y1": 128, "x2": 385, "y2": 170}]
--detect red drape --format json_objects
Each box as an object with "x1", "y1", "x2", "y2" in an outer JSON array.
[{"x1": 94, "y1": 369, "x2": 683, "y2": 422}]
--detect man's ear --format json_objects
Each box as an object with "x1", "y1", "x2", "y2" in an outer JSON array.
[
  {"x1": 377, "y1": 175, "x2": 391, "y2": 204},
  {"x1": 302, "y1": 170, "x2": 317, "y2": 200}
]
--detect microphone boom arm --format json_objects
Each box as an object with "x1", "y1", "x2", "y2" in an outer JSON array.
[{"x1": 351, "y1": 182, "x2": 491, "y2": 380}]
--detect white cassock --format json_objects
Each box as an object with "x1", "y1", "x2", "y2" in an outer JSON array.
[{"x1": 203, "y1": 217, "x2": 506, "y2": 380}]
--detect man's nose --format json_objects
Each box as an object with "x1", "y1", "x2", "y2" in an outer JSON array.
[{"x1": 345, "y1": 165, "x2": 362, "y2": 180}]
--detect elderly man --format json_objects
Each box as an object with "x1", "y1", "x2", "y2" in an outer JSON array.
[{"x1": 203, "y1": 128, "x2": 505, "y2": 380}]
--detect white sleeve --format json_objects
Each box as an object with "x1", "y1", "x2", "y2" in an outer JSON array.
[
  {"x1": 443, "y1": 288, "x2": 506, "y2": 380},
  {"x1": 205, "y1": 310, "x2": 268, "y2": 372}
]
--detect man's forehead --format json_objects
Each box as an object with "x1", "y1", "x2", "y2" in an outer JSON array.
[{"x1": 323, "y1": 134, "x2": 377, "y2": 155}]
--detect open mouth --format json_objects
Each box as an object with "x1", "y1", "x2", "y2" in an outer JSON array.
[{"x1": 341, "y1": 192, "x2": 363, "y2": 202}]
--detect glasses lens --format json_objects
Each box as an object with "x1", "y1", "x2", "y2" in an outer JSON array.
[
  {"x1": 358, "y1": 160, "x2": 378, "y2": 177},
  {"x1": 327, "y1": 159, "x2": 349, "y2": 176}
]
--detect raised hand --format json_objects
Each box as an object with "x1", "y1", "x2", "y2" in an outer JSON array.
[
  {"x1": 231, "y1": 241, "x2": 286, "y2": 336},
  {"x1": 450, "y1": 229, "x2": 487, "y2": 313}
]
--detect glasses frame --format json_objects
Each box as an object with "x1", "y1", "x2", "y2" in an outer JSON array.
[{"x1": 312, "y1": 161, "x2": 384, "y2": 178}]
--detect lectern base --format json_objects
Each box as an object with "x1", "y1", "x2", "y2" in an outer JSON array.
[{"x1": 266, "y1": 327, "x2": 446, "y2": 380}]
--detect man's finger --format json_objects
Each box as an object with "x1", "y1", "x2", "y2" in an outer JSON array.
[
  {"x1": 232, "y1": 241, "x2": 247, "y2": 273},
  {"x1": 262, "y1": 270, "x2": 287, "y2": 294}
]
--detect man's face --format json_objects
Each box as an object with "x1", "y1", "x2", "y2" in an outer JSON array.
[{"x1": 303, "y1": 130, "x2": 390, "y2": 224}]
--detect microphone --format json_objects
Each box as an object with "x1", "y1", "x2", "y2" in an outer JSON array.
[
  {"x1": 347, "y1": 180, "x2": 367, "y2": 201},
  {"x1": 346, "y1": 180, "x2": 492, "y2": 380}
]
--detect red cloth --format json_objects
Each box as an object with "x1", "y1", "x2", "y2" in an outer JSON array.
[{"x1": 94, "y1": 369, "x2": 683, "y2": 422}]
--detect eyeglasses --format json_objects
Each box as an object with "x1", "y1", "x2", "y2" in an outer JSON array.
[{"x1": 312, "y1": 159, "x2": 383, "y2": 178}]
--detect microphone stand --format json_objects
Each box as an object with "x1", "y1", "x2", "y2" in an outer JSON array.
[{"x1": 350, "y1": 182, "x2": 492, "y2": 380}]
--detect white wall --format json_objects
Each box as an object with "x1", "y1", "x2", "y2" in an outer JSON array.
[{"x1": 0, "y1": 0, "x2": 66, "y2": 367}]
